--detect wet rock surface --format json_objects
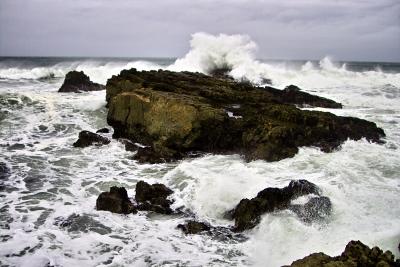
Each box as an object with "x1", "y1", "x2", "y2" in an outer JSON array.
[
  {"x1": 58, "y1": 71, "x2": 105, "y2": 93},
  {"x1": 73, "y1": 130, "x2": 111, "y2": 148},
  {"x1": 0, "y1": 162, "x2": 10, "y2": 180},
  {"x1": 289, "y1": 196, "x2": 332, "y2": 223},
  {"x1": 229, "y1": 180, "x2": 328, "y2": 231},
  {"x1": 135, "y1": 181, "x2": 174, "y2": 214},
  {"x1": 96, "y1": 128, "x2": 110, "y2": 134},
  {"x1": 177, "y1": 220, "x2": 211, "y2": 235},
  {"x1": 285, "y1": 240, "x2": 400, "y2": 267},
  {"x1": 96, "y1": 186, "x2": 137, "y2": 214},
  {"x1": 106, "y1": 69, "x2": 384, "y2": 164}
]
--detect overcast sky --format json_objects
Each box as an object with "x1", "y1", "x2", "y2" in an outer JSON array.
[{"x1": 0, "y1": 0, "x2": 399, "y2": 62}]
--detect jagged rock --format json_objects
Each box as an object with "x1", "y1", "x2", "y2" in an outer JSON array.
[
  {"x1": 96, "y1": 128, "x2": 110, "y2": 134},
  {"x1": 280, "y1": 85, "x2": 342, "y2": 108},
  {"x1": 0, "y1": 162, "x2": 10, "y2": 179},
  {"x1": 58, "y1": 71, "x2": 105, "y2": 93},
  {"x1": 135, "y1": 181, "x2": 174, "y2": 214},
  {"x1": 177, "y1": 220, "x2": 211, "y2": 234},
  {"x1": 73, "y1": 131, "x2": 111, "y2": 148},
  {"x1": 285, "y1": 240, "x2": 399, "y2": 267},
  {"x1": 289, "y1": 196, "x2": 332, "y2": 223},
  {"x1": 230, "y1": 180, "x2": 325, "y2": 231},
  {"x1": 96, "y1": 186, "x2": 137, "y2": 214},
  {"x1": 106, "y1": 69, "x2": 384, "y2": 164}
]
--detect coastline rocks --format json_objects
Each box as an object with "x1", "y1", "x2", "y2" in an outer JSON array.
[
  {"x1": 96, "y1": 128, "x2": 110, "y2": 134},
  {"x1": 58, "y1": 71, "x2": 105, "y2": 93},
  {"x1": 286, "y1": 240, "x2": 399, "y2": 267},
  {"x1": 73, "y1": 131, "x2": 111, "y2": 148},
  {"x1": 177, "y1": 220, "x2": 211, "y2": 235},
  {"x1": 96, "y1": 186, "x2": 137, "y2": 214},
  {"x1": 229, "y1": 180, "x2": 327, "y2": 231},
  {"x1": 289, "y1": 196, "x2": 332, "y2": 223},
  {"x1": 135, "y1": 181, "x2": 174, "y2": 214},
  {"x1": 106, "y1": 69, "x2": 384, "y2": 164}
]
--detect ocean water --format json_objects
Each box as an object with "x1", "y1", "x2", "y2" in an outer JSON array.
[{"x1": 0, "y1": 33, "x2": 400, "y2": 267}]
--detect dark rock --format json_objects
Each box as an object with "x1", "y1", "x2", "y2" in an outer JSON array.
[
  {"x1": 106, "y1": 69, "x2": 384, "y2": 164},
  {"x1": 281, "y1": 85, "x2": 343, "y2": 108},
  {"x1": 7, "y1": 143, "x2": 25, "y2": 150},
  {"x1": 133, "y1": 146, "x2": 181, "y2": 164},
  {"x1": 0, "y1": 162, "x2": 10, "y2": 179},
  {"x1": 230, "y1": 180, "x2": 324, "y2": 231},
  {"x1": 73, "y1": 131, "x2": 111, "y2": 148},
  {"x1": 58, "y1": 71, "x2": 105, "y2": 93},
  {"x1": 124, "y1": 140, "x2": 138, "y2": 152},
  {"x1": 96, "y1": 128, "x2": 110, "y2": 134},
  {"x1": 177, "y1": 220, "x2": 211, "y2": 234},
  {"x1": 135, "y1": 180, "x2": 174, "y2": 214},
  {"x1": 290, "y1": 196, "x2": 332, "y2": 223},
  {"x1": 285, "y1": 240, "x2": 399, "y2": 267},
  {"x1": 54, "y1": 213, "x2": 112, "y2": 234},
  {"x1": 96, "y1": 186, "x2": 137, "y2": 214}
]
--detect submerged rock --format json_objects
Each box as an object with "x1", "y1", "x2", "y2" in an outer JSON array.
[
  {"x1": 0, "y1": 162, "x2": 10, "y2": 179},
  {"x1": 58, "y1": 71, "x2": 105, "y2": 93},
  {"x1": 73, "y1": 130, "x2": 111, "y2": 148},
  {"x1": 135, "y1": 180, "x2": 174, "y2": 214},
  {"x1": 96, "y1": 186, "x2": 137, "y2": 214},
  {"x1": 229, "y1": 180, "x2": 328, "y2": 231},
  {"x1": 285, "y1": 240, "x2": 399, "y2": 267},
  {"x1": 106, "y1": 69, "x2": 384, "y2": 164},
  {"x1": 177, "y1": 220, "x2": 211, "y2": 235},
  {"x1": 289, "y1": 196, "x2": 332, "y2": 223}
]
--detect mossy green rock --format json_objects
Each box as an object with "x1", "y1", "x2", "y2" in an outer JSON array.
[{"x1": 106, "y1": 69, "x2": 385, "y2": 163}]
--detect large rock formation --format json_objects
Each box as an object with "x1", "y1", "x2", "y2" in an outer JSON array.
[
  {"x1": 285, "y1": 240, "x2": 400, "y2": 267},
  {"x1": 59, "y1": 71, "x2": 105, "y2": 93},
  {"x1": 228, "y1": 180, "x2": 331, "y2": 231},
  {"x1": 105, "y1": 69, "x2": 384, "y2": 163}
]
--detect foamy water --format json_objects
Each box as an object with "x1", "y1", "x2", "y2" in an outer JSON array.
[{"x1": 0, "y1": 33, "x2": 399, "y2": 267}]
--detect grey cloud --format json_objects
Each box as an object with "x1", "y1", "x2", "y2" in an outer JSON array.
[{"x1": 0, "y1": 0, "x2": 399, "y2": 61}]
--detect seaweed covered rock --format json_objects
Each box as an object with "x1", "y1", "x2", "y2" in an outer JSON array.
[
  {"x1": 135, "y1": 181, "x2": 174, "y2": 214},
  {"x1": 59, "y1": 71, "x2": 105, "y2": 93},
  {"x1": 73, "y1": 130, "x2": 111, "y2": 148},
  {"x1": 286, "y1": 240, "x2": 400, "y2": 267},
  {"x1": 96, "y1": 186, "x2": 137, "y2": 214},
  {"x1": 106, "y1": 69, "x2": 385, "y2": 163},
  {"x1": 229, "y1": 180, "x2": 328, "y2": 231}
]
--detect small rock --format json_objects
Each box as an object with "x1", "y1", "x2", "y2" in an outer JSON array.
[
  {"x1": 7, "y1": 143, "x2": 25, "y2": 150},
  {"x1": 96, "y1": 128, "x2": 110, "y2": 134},
  {"x1": 177, "y1": 220, "x2": 210, "y2": 234},
  {"x1": 230, "y1": 180, "x2": 327, "y2": 231},
  {"x1": 0, "y1": 162, "x2": 11, "y2": 179},
  {"x1": 58, "y1": 71, "x2": 105, "y2": 93},
  {"x1": 73, "y1": 131, "x2": 110, "y2": 148},
  {"x1": 124, "y1": 140, "x2": 138, "y2": 152},
  {"x1": 96, "y1": 186, "x2": 137, "y2": 214},
  {"x1": 135, "y1": 180, "x2": 174, "y2": 214}
]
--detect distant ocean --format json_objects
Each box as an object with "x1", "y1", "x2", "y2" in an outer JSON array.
[{"x1": 1, "y1": 33, "x2": 400, "y2": 266}]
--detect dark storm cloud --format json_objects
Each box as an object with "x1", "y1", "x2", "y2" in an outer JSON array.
[{"x1": 0, "y1": 0, "x2": 399, "y2": 61}]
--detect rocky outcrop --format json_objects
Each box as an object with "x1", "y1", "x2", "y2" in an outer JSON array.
[
  {"x1": 228, "y1": 180, "x2": 330, "y2": 231},
  {"x1": 59, "y1": 71, "x2": 105, "y2": 93},
  {"x1": 73, "y1": 131, "x2": 111, "y2": 148},
  {"x1": 106, "y1": 69, "x2": 384, "y2": 163},
  {"x1": 96, "y1": 186, "x2": 137, "y2": 214},
  {"x1": 96, "y1": 128, "x2": 110, "y2": 134},
  {"x1": 135, "y1": 181, "x2": 174, "y2": 214},
  {"x1": 177, "y1": 220, "x2": 211, "y2": 235},
  {"x1": 285, "y1": 240, "x2": 400, "y2": 267}
]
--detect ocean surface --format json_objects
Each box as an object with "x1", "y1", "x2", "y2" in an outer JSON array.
[{"x1": 1, "y1": 35, "x2": 400, "y2": 267}]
